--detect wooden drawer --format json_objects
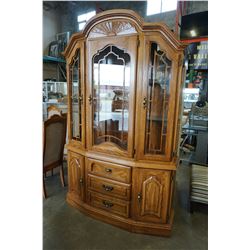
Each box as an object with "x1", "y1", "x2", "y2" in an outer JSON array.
[
  {"x1": 87, "y1": 174, "x2": 131, "y2": 200},
  {"x1": 86, "y1": 158, "x2": 131, "y2": 183},
  {"x1": 88, "y1": 191, "x2": 130, "y2": 218}
]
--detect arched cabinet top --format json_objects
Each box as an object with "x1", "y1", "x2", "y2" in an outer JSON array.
[{"x1": 63, "y1": 9, "x2": 187, "y2": 58}]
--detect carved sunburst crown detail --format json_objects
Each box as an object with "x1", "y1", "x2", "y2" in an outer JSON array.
[{"x1": 89, "y1": 20, "x2": 137, "y2": 38}]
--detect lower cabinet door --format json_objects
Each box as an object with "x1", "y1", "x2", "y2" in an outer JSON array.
[
  {"x1": 132, "y1": 168, "x2": 171, "y2": 224},
  {"x1": 68, "y1": 151, "x2": 85, "y2": 201}
]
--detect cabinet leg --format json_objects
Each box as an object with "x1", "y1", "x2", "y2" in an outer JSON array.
[
  {"x1": 189, "y1": 201, "x2": 194, "y2": 213},
  {"x1": 43, "y1": 177, "x2": 47, "y2": 199},
  {"x1": 60, "y1": 165, "x2": 66, "y2": 187}
]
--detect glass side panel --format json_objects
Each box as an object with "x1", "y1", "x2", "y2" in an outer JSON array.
[
  {"x1": 92, "y1": 45, "x2": 130, "y2": 150},
  {"x1": 145, "y1": 42, "x2": 172, "y2": 155},
  {"x1": 70, "y1": 49, "x2": 81, "y2": 140}
]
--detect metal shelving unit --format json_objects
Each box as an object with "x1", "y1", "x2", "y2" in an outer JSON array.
[{"x1": 43, "y1": 56, "x2": 67, "y2": 120}]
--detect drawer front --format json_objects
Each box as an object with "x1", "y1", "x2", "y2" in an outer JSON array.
[
  {"x1": 86, "y1": 158, "x2": 131, "y2": 183},
  {"x1": 87, "y1": 174, "x2": 131, "y2": 200},
  {"x1": 88, "y1": 191, "x2": 130, "y2": 218}
]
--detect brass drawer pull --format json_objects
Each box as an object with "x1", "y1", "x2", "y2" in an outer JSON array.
[
  {"x1": 79, "y1": 178, "x2": 83, "y2": 184},
  {"x1": 105, "y1": 168, "x2": 112, "y2": 173},
  {"x1": 102, "y1": 200, "x2": 114, "y2": 208},
  {"x1": 102, "y1": 184, "x2": 114, "y2": 192}
]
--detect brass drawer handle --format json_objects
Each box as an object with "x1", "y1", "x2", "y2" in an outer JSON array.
[
  {"x1": 102, "y1": 200, "x2": 114, "y2": 208},
  {"x1": 105, "y1": 168, "x2": 112, "y2": 173},
  {"x1": 79, "y1": 178, "x2": 83, "y2": 184},
  {"x1": 102, "y1": 184, "x2": 114, "y2": 192}
]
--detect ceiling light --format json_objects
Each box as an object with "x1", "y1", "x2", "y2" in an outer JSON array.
[{"x1": 190, "y1": 30, "x2": 197, "y2": 37}]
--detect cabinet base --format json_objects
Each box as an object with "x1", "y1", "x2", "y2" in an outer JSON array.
[{"x1": 67, "y1": 194, "x2": 174, "y2": 237}]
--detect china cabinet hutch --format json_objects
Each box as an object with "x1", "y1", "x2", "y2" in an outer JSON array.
[{"x1": 63, "y1": 9, "x2": 186, "y2": 236}]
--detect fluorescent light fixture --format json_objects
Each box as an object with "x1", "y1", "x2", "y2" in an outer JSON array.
[
  {"x1": 79, "y1": 22, "x2": 86, "y2": 31},
  {"x1": 147, "y1": 0, "x2": 161, "y2": 16},
  {"x1": 78, "y1": 10, "x2": 96, "y2": 22},
  {"x1": 190, "y1": 30, "x2": 197, "y2": 37},
  {"x1": 147, "y1": 0, "x2": 177, "y2": 16},
  {"x1": 78, "y1": 13, "x2": 86, "y2": 23},
  {"x1": 86, "y1": 11, "x2": 96, "y2": 20},
  {"x1": 78, "y1": 11, "x2": 96, "y2": 31},
  {"x1": 162, "y1": 0, "x2": 177, "y2": 12}
]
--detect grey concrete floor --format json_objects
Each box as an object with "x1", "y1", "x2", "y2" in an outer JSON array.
[{"x1": 43, "y1": 162, "x2": 208, "y2": 250}]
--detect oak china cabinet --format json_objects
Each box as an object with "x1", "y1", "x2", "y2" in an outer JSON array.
[{"x1": 63, "y1": 9, "x2": 186, "y2": 236}]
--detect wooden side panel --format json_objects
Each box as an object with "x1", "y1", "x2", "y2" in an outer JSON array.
[
  {"x1": 68, "y1": 151, "x2": 85, "y2": 201},
  {"x1": 132, "y1": 168, "x2": 171, "y2": 224}
]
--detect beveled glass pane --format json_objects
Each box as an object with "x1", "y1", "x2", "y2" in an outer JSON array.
[
  {"x1": 70, "y1": 49, "x2": 81, "y2": 140},
  {"x1": 145, "y1": 42, "x2": 172, "y2": 155},
  {"x1": 92, "y1": 45, "x2": 130, "y2": 150}
]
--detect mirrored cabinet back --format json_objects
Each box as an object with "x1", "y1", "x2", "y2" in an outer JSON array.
[{"x1": 63, "y1": 9, "x2": 187, "y2": 236}]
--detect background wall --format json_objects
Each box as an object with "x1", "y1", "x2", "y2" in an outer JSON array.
[
  {"x1": 183, "y1": 1, "x2": 208, "y2": 16},
  {"x1": 43, "y1": 6, "x2": 61, "y2": 55}
]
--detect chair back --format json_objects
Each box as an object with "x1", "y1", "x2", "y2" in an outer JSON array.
[
  {"x1": 47, "y1": 105, "x2": 62, "y2": 119},
  {"x1": 43, "y1": 115, "x2": 67, "y2": 170}
]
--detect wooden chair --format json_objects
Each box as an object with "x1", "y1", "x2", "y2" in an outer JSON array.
[
  {"x1": 43, "y1": 114, "x2": 67, "y2": 198},
  {"x1": 46, "y1": 106, "x2": 68, "y2": 175},
  {"x1": 47, "y1": 105, "x2": 62, "y2": 119}
]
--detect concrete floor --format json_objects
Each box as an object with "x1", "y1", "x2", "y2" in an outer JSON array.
[{"x1": 43, "y1": 162, "x2": 208, "y2": 250}]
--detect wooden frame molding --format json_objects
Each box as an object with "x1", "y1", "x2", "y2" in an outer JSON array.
[{"x1": 63, "y1": 9, "x2": 187, "y2": 58}]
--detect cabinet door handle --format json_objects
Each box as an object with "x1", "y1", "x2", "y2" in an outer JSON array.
[
  {"x1": 102, "y1": 184, "x2": 113, "y2": 192},
  {"x1": 142, "y1": 97, "x2": 147, "y2": 109},
  {"x1": 79, "y1": 95, "x2": 83, "y2": 104},
  {"x1": 137, "y1": 193, "x2": 142, "y2": 203},
  {"x1": 105, "y1": 168, "x2": 112, "y2": 173},
  {"x1": 79, "y1": 178, "x2": 83, "y2": 184},
  {"x1": 102, "y1": 200, "x2": 114, "y2": 208},
  {"x1": 88, "y1": 94, "x2": 92, "y2": 104}
]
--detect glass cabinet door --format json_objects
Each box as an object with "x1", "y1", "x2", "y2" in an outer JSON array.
[
  {"x1": 145, "y1": 42, "x2": 172, "y2": 155},
  {"x1": 92, "y1": 45, "x2": 130, "y2": 150},
  {"x1": 69, "y1": 49, "x2": 82, "y2": 141},
  {"x1": 139, "y1": 41, "x2": 175, "y2": 160},
  {"x1": 87, "y1": 35, "x2": 138, "y2": 157}
]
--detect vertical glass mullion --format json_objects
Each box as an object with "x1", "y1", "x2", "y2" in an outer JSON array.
[
  {"x1": 78, "y1": 57, "x2": 82, "y2": 140},
  {"x1": 144, "y1": 42, "x2": 172, "y2": 156},
  {"x1": 70, "y1": 49, "x2": 81, "y2": 141},
  {"x1": 148, "y1": 51, "x2": 157, "y2": 152}
]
